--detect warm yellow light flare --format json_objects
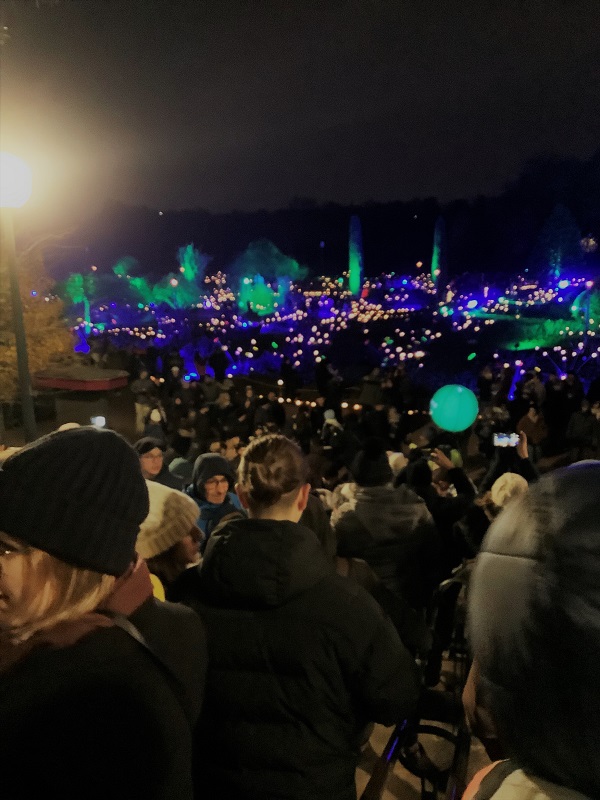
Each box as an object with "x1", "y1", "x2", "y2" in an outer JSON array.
[{"x1": 0, "y1": 152, "x2": 32, "y2": 208}]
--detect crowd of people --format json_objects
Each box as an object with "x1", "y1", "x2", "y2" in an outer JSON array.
[{"x1": 1, "y1": 350, "x2": 599, "y2": 800}]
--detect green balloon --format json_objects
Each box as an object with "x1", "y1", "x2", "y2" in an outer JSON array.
[{"x1": 430, "y1": 384, "x2": 479, "y2": 432}]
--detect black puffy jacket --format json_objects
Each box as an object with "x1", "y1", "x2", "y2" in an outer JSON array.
[
  {"x1": 171, "y1": 517, "x2": 419, "y2": 800},
  {"x1": 0, "y1": 599, "x2": 207, "y2": 800},
  {"x1": 333, "y1": 484, "x2": 441, "y2": 611}
]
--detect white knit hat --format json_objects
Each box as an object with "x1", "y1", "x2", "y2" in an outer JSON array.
[
  {"x1": 136, "y1": 480, "x2": 199, "y2": 559},
  {"x1": 490, "y1": 472, "x2": 528, "y2": 508}
]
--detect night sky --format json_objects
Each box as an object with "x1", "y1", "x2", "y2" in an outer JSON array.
[{"x1": 1, "y1": 0, "x2": 599, "y2": 227}]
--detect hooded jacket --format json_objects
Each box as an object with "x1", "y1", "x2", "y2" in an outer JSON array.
[
  {"x1": 333, "y1": 484, "x2": 441, "y2": 610},
  {"x1": 407, "y1": 464, "x2": 476, "y2": 575},
  {"x1": 171, "y1": 517, "x2": 419, "y2": 800},
  {"x1": 185, "y1": 453, "x2": 243, "y2": 541}
]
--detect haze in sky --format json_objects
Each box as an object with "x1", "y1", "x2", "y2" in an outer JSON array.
[{"x1": 1, "y1": 0, "x2": 599, "y2": 229}]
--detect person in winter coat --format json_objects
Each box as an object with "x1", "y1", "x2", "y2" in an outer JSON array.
[
  {"x1": 300, "y1": 490, "x2": 337, "y2": 562},
  {"x1": 137, "y1": 480, "x2": 202, "y2": 599},
  {"x1": 237, "y1": 385, "x2": 258, "y2": 439},
  {"x1": 357, "y1": 367, "x2": 384, "y2": 407},
  {"x1": 142, "y1": 406, "x2": 168, "y2": 443},
  {"x1": 456, "y1": 470, "x2": 530, "y2": 559},
  {"x1": 213, "y1": 390, "x2": 240, "y2": 440},
  {"x1": 516, "y1": 406, "x2": 548, "y2": 463},
  {"x1": 185, "y1": 453, "x2": 244, "y2": 550},
  {"x1": 566, "y1": 398, "x2": 596, "y2": 462},
  {"x1": 134, "y1": 437, "x2": 183, "y2": 490},
  {"x1": 0, "y1": 427, "x2": 207, "y2": 800},
  {"x1": 478, "y1": 431, "x2": 539, "y2": 494},
  {"x1": 172, "y1": 434, "x2": 419, "y2": 800},
  {"x1": 403, "y1": 448, "x2": 476, "y2": 576},
  {"x1": 333, "y1": 439, "x2": 441, "y2": 613},
  {"x1": 168, "y1": 430, "x2": 195, "y2": 487},
  {"x1": 131, "y1": 369, "x2": 156, "y2": 435},
  {"x1": 463, "y1": 462, "x2": 600, "y2": 800}
]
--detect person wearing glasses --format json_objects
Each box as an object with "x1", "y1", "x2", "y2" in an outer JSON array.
[
  {"x1": 185, "y1": 453, "x2": 245, "y2": 552},
  {"x1": 134, "y1": 437, "x2": 182, "y2": 490},
  {"x1": 0, "y1": 427, "x2": 206, "y2": 800}
]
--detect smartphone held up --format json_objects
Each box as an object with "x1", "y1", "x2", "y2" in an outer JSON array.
[{"x1": 493, "y1": 432, "x2": 519, "y2": 448}]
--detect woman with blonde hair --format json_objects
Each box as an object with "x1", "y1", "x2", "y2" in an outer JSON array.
[
  {"x1": 0, "y1": 426, "x2": 206, "y2": 800},
  {"x1": 172, "y1": 433, "x2": 419, "y2": 800}
]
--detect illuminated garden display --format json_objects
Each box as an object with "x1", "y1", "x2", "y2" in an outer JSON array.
[
  {"x1": 348, "y1": 215, "x2": 363, "y2": 297},
  {"x1": 112, "y1": 244, "x2": 210, "y2": 309},
  {"x1": 233, "y1": 239, "x2": 307, "y2": 317},
  {"x1": 55, "y1": 217, "x2": 599, "y2": 392},
  {"x1": 430, "y1": 216, "x2": 446, "y2": 297}
]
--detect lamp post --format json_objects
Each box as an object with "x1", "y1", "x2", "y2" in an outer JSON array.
[{"x1": 0, "y1": 151, "x2": 36, "y2": 441}]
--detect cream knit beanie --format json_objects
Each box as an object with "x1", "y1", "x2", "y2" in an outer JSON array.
[{"x1": 137, "y1": 480, "x2": 199, "y2": 559}]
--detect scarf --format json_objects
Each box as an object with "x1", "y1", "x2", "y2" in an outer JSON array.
[{"x1": 0, "y1": 557, "x2": 153, "y2": 675}]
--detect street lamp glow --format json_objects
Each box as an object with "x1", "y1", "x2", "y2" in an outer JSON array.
[{"x1": 0, "y1": 152, "x2": 32, "y2": 208}]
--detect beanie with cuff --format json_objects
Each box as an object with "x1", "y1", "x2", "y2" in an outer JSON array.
[
  {"x1": 0, "y1": 427, "x2": 149, "y2": 576},
  {"x1": 137, "y1": 480, "x2": 200, "y2": 559}
]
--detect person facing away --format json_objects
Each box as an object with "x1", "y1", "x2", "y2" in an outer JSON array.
[
  {"x1": 332, "y1": 438, "x2": 441, "y2": 614},
  {"x1": 131, "y1": 369, "x2": 156, "y2": 435},
  {"x1": 171, "y1": 434, "x2": 419, "y2": 800},
  {"x1": 566, "y1": 398, "x2": 596, "y2": 461},
  {"x1": 403, "y1": 447, "x2": 476, "y2": 576},
  {"x1": 0, "y1": 426, "x2": 207, "y2": 800},
  {"x1": 463, "y1": 462, "x2": 600, "y2": 800}
]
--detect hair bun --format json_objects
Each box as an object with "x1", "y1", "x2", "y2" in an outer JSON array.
[{"x1": 239, "y1": 435, "x2": 308, "y2": 510}]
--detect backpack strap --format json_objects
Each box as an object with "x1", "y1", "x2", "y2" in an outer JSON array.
[
  {"x1": 472, "y1": 760, "x2": 519, "y2": 800},
  {"x1": 107, "y1": 611, "x2": 195, "y2": 727}
]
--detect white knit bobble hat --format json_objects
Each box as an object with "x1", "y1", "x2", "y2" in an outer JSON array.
[
  {"x1": 136, "y1": 480, "x2": 199, "y2": 559},
  {"x1": 490, "y1": 472, "x2": 528, "y2": 508}
]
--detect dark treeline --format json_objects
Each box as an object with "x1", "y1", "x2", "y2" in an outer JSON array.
[{"x1": 47, "y1": 149, "x2": 600, "y2": 281}]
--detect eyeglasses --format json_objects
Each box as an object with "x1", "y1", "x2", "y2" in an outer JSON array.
[
  {"x1": 0, "y1": 537, "x2": 30, "y2": 557},
  {"x1": 205, "y1": 478, "x2": 229, "y2": 487}
]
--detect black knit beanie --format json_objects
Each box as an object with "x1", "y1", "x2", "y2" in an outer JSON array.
[
  {"x1": 406, "y1": 458, "x2": 433, "y2": 488},
  {"x1": 133, "y1": 436, "x2": 166, "y2": 455},
  {"x1": 350, "y1": 438, "x2": 393, "y2": 487},
  {"x1": 0, "y1": 427, "x2": 149, "y2": 576}
]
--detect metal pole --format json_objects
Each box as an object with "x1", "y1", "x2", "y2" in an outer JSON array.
[{"x1": 0, "y1": 208, "x2": 37, "y2": 441}]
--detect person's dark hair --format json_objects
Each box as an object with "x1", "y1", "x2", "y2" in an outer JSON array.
[
  {"x1": 171, "y1": 432, "x2": 192, "y2": 459},
  {"x1": 469, "y1": 463, "x2": 600, "y2": 797},
  {"x1": 405, "y1": 457, "x2": 432, "y2": 489},
  {"x1": 146, "y1": 531, "x2": 201, "y2": 588},
  {"x1": 349, "y1": 438, "x2": 392, "y2": 487},
  {"x1": 133, "y1": 437, "x2": 166, "y2": 456},
  {"x1": 238, "y1": 434, "x2": 309, "y2": 510}
]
